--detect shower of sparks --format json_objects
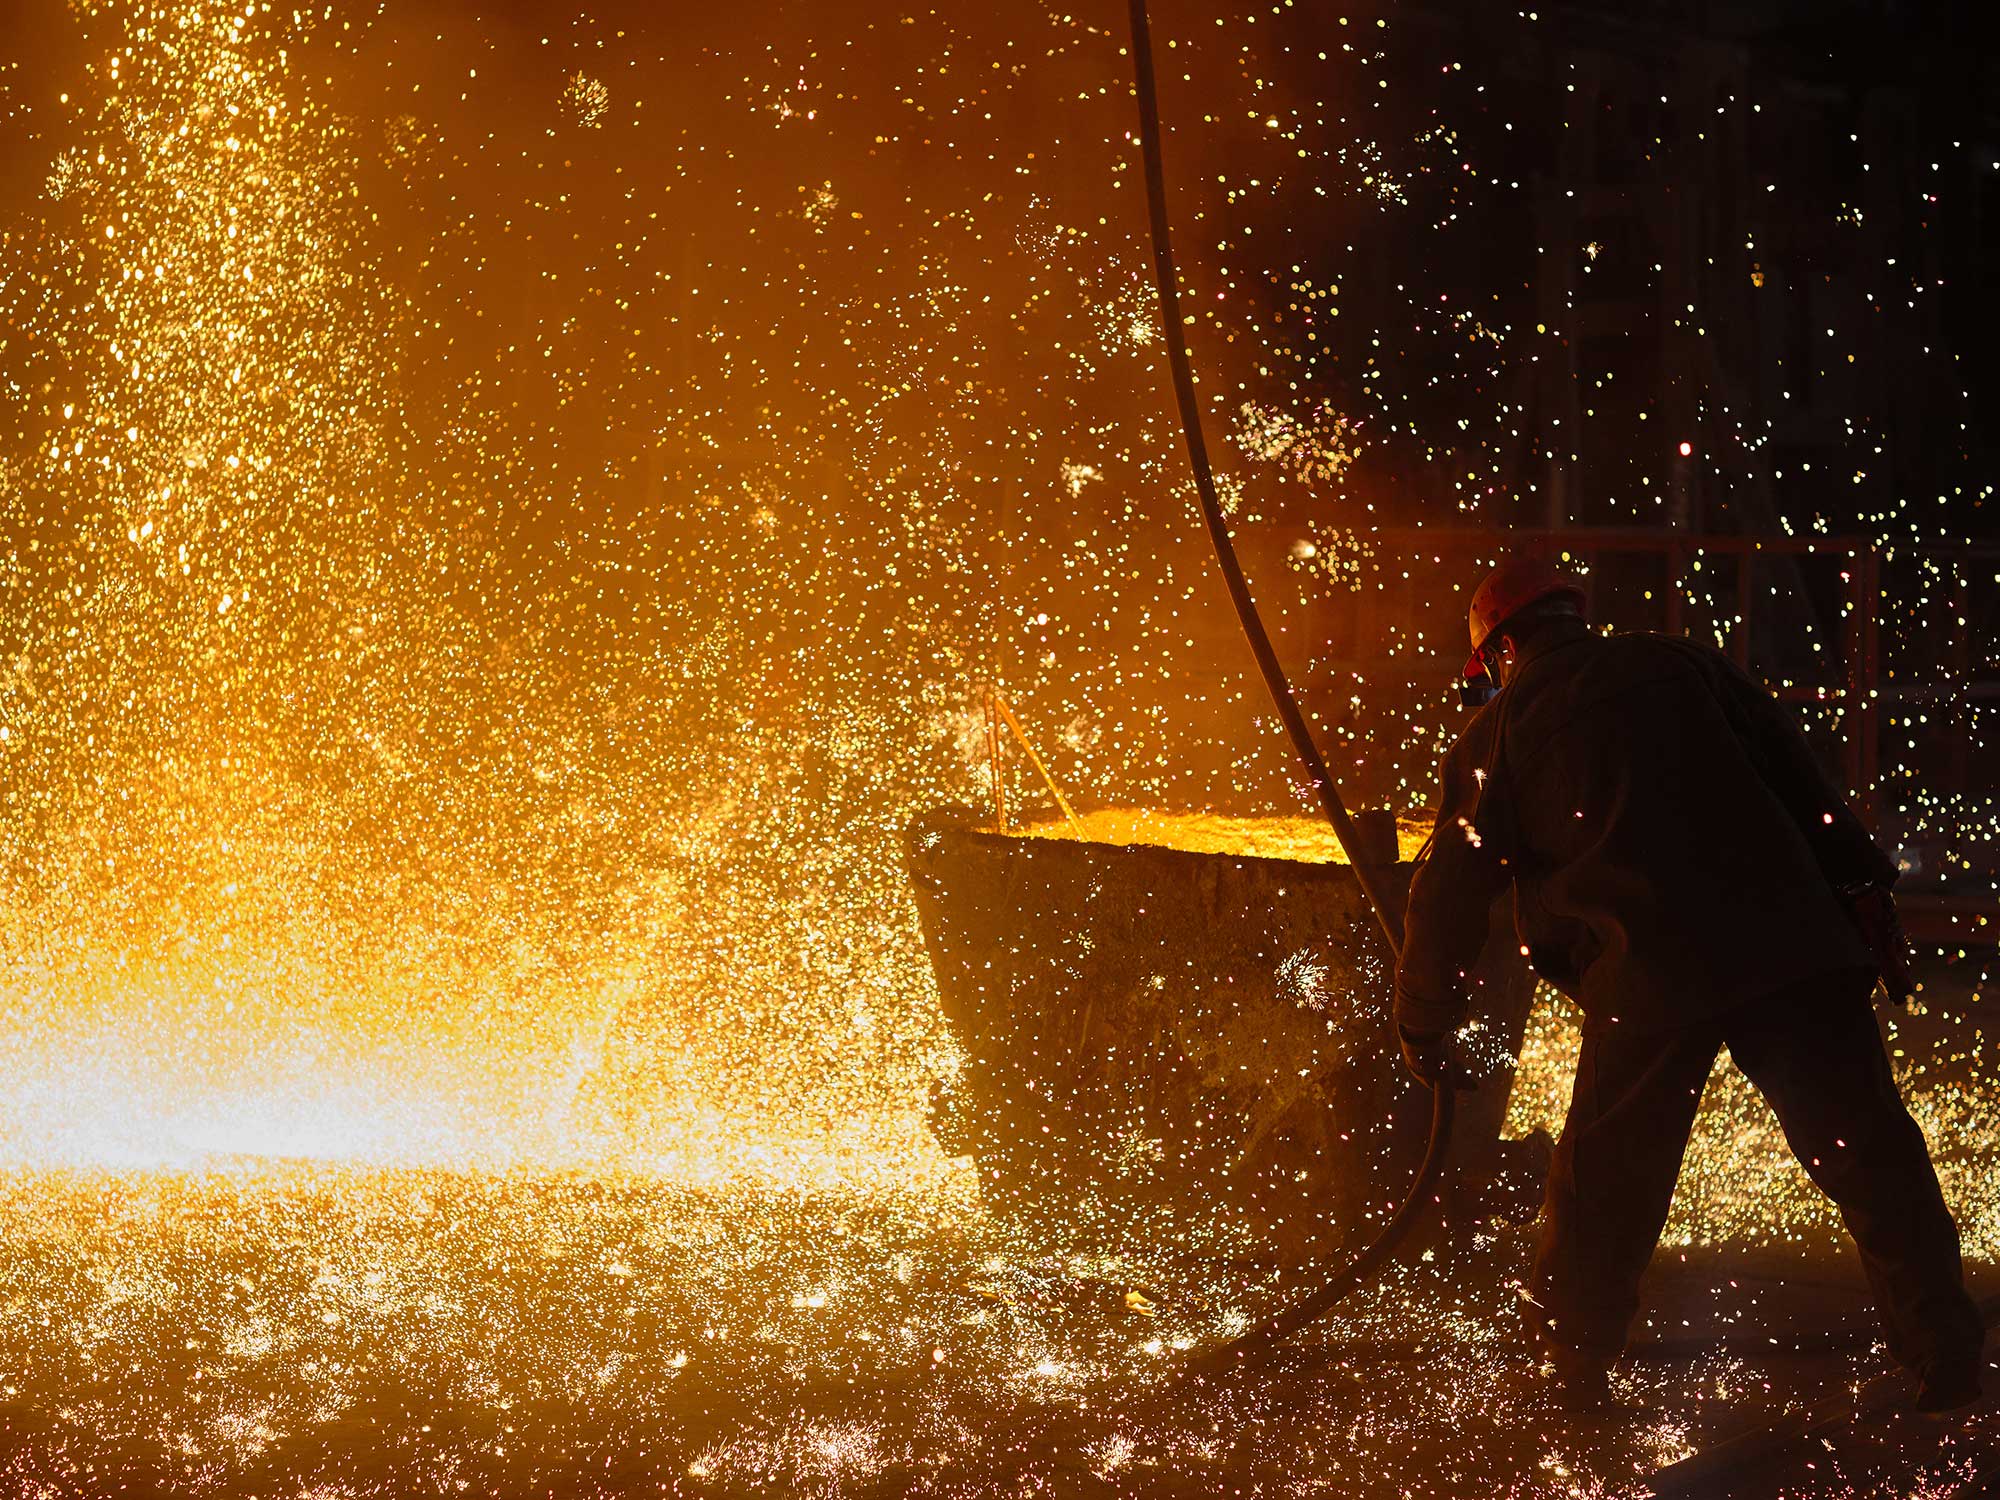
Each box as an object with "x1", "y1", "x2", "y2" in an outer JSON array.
[
  {"x1": 560, "y1": 71, "x2": 609, "y2": 128},
  {"x1": 799, "y1": 180, "x2": 839, "y2": 230},
  {"x1": 1335, "y1": 140, "x2": 1409, "y2": 206},
  {"x1": 1234, "y1": 399, "x2": 1363, "y2": 486},
  {"x1": 0, "y1": 0, "x2": 1994, "y2": 1495},
  {"x1": 1060, "y1": 458, "x2": 1101, "y2": 497},
  {"x1": 1094, "y1": 274, "x2": 1162, "y2": 355},
  {"x1": 42, "y1": 148, "x2": 86, "y2": 201},
  {"x1": 1288, "y1": 523, "x2": 1376, "y2": 588},
  {"x1": 1275, "y1": 945, "x2": 1334, "y2": 1012}
]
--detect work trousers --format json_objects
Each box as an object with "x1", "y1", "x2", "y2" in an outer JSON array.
[{"x1": 1529, "y1": 968, "x2": 1983, "y2": 1378}]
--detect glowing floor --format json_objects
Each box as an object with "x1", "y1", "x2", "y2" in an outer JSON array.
[{"x1": 1, "y1": 972, "x2": 1995, "y2": 1497}]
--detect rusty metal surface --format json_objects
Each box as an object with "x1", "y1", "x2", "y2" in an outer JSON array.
[{"x1": 905, "y1": 807, "x2": 1539, "y2": 1260}]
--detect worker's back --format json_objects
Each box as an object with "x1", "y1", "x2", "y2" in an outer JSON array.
[{"x1": 1470, "y1": 625, "x2": 1881, "y2": 1031}]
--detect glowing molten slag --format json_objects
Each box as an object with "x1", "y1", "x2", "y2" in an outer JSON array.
[{"x1": 1013, "y1": 808, "x2": 1430, "y2": 863}]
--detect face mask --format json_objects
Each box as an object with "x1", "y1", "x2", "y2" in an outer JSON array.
[{"x1": 1458, "y1": 651, "x2": 1499, "y2": 709}]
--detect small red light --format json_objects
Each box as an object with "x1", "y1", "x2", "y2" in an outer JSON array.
[{"x1": 1678, "y1": 441, "x2": 1693, "y2": 457}]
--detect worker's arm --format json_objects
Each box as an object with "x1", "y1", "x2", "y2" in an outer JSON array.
[
  {"x1": 1395, "y1": 722, "x2": 1512, "y2": 1041},
  {"x1": 1693, "y1": 646, "x2": 1898, "y2": 890}
]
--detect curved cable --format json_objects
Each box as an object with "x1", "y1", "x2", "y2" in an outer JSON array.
[
  {"x1": 1124, "y1": 0, "x2": 1453, "y2": 1376},
  {"x1": 1181, "y1": 1082, "x2": 1456, "y2": 1377},
  {"x1": 1123, "y1": 0, "x2": 1399, "y2": 949}
]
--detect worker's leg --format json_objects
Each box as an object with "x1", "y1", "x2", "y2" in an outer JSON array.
[
  {"x1": 1725, "y1": 970, "x2": 1985, "y2": 1380},
  {"x1": 1529, "y1": 1021, "x2": 1721, "y2": 1374}
]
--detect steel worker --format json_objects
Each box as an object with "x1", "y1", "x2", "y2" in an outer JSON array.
[{"x1": 1394, "y1": 553, "x2": 1984, "y2": 1412}]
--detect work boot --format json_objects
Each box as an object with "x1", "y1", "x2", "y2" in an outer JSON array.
[{"x1": 1914, "y1": 1355, "x2": 1985, "y2": 1414}]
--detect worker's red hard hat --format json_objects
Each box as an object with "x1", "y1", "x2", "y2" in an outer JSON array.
[{"x1": 1464, "y1": 555, "x2": 1587, "y2": 679}]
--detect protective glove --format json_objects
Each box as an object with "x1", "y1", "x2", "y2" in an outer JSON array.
[
  {"x1": 1844, "y1": 883, "x2": 1915, "y2": 1005},
  {"x1": 1398, "y1": 1026, "x2": 1455, "y2": 1087}
]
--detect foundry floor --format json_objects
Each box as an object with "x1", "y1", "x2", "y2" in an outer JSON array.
[{"x1": 1, "y1": 960, "x2": 1996, "y2": 1498}]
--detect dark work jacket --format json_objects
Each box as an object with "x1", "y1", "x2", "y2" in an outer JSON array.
[{"x1": 1395, "y1": 623, "x2": 1895, "y2": 1038}]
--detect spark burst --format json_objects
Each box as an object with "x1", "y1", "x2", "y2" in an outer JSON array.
[{"x1": 560, "y1": 72, "x2": 609, "y2": 129}]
